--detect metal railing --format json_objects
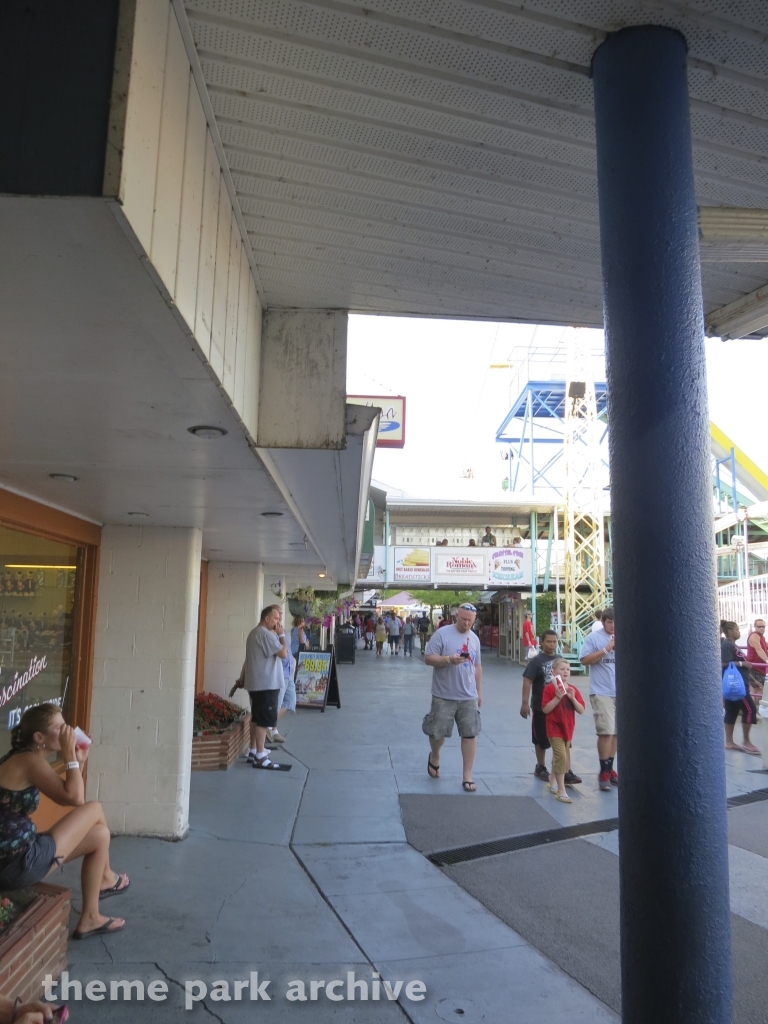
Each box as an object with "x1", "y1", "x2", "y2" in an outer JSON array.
[{"x1": 718, "y1": 574, "x2": 768, "y2": 630}]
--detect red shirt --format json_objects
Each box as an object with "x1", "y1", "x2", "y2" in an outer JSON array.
[
  {"x1": 746, "y1": 632, "x2": 768, "y2": 676},
  {"x1": 522, "y1": 621, "x2": 536, "y2": 648},
  {"x1": 541, "y1": 682, "x2": 585, "y2": 741}
]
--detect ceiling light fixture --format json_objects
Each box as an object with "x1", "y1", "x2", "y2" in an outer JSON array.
[
  {"x1": 318, "y1": 569, "x2": 327, "y2": 578},
  {"x1": 49, "y1": 473, "x2": 78, "y2": 482},
  {"x1": 188, "y1": 426, "x2": 227, "y2": 439},
  {"x1": 261, "y1": 511, "x2": 284, "y2": 517}
]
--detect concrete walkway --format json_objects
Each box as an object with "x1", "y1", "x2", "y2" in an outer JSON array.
[{"x1": 55, "y1": 645, "x2": 766, "y2": 1021}]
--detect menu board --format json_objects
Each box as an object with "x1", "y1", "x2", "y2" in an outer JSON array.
[
  {"x1": 393, "y1": 546, "x2": 431, "y2": 582},
  {"x1": 295, "y1": 650, "x2": 340, "y2": 711}
]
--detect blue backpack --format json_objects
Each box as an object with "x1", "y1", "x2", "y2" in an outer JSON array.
[{"x1": 722, "y1": 662, "x2": 746, "y2": 701}]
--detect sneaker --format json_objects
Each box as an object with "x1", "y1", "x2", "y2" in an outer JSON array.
[
  {"x1": 564, "y1": 769, "x2": 582, "y2": 786},
  {"x1": 598, "y1": 772, "x2": 612, "y2": 791},
  {"x1": 609, "y1": 770, "x2": 619, "y2": 787},
  {"x1": 270, "y1": 732, "x2": 286, "y2": 743},
  {"x1": 534, "y1": 764, "x2": 550, "y2": 783}
]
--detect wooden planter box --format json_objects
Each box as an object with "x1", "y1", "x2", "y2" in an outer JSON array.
[
  {"x1": 0, "y1": 883, "x2": 70, "y2": 1003},
  {"x1": 192, "y1": 713, "x2": 250, "y2": 771}
]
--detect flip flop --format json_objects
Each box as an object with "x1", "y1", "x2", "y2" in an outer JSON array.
[
  {"x1": 742, "y1": 745, "x2": 762, "y2": 756},
  {"x1": 100, "y1": 873, "x2": 129, "y2": 899},
  {"x1": 725, "y1": 744, "x2": 746, "y2": 752},
  {"x1": 72, "y1": 917, "x2": 125, "y2": 940},
  {"x1": 462, "y1": 781, "x2": 476, "y2": 792},
  {"x1": 428, "y1": 759, "x2": 440, "y2": 779}
]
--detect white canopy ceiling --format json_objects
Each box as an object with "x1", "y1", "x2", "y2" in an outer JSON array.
[{"x1": 182, "y1": 0, "x2": 768, "y2": 326}]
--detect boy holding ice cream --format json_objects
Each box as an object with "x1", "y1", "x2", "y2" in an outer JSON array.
[{"x1": 541, "y1": 657, "x2": 585, "y2": 804}]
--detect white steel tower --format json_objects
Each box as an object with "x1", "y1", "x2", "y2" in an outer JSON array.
[{"x1": 564, "y1": 330, "x2": 607, "y2": 648}]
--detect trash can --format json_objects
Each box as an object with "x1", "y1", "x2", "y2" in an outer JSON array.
[{"x1": 336, "y1": 627, "x2": 356, "y2": 665}]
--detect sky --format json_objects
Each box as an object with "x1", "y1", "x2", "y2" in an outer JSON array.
[{"x1": 346, "y1": 314, "x2": 765, "y2": 501}]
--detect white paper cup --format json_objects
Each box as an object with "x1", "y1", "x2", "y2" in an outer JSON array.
[{"x1": 73, "y1": 726, "x2": 92, "y2": 748}]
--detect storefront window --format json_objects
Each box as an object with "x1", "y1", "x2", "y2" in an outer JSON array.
[{"x1": 0, "y1": 525, "x2": 79, "y2": 757}]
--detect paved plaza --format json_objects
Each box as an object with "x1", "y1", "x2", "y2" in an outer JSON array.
[{"x1": 57, "y1": 646, "x2": 768, "y2": 1022}]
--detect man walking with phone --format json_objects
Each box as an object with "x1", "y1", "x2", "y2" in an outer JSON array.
[{"x1": 422, "y1": 603, "x2": 482, "y2": 792}]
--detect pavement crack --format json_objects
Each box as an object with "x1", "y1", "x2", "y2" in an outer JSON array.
[
  {"x1": 99, "y1": 934, "x2": 114, "y2": 963},
  {"x1": 153, "y1": 964, "x2": 226, "y2": 1024}
]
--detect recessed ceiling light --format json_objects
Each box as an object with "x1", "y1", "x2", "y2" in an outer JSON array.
[
  {"x1": 127, "y1": 512, "x2": 149, "y2": 518},
  {"x1": 188, "y1": 426, "x2": 227, "y2": 439},
  {"x1": 49, "y1": 473, "x2": 78, "y2": 482},
  {"x1": 261, "y1": 511, "x2": 284, "y2": 517}
]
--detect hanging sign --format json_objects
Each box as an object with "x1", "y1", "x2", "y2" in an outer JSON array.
[
  {"x1": 295, "y1": 649, "x2": 341, "y2": 711},
  {"x1": 488, "y1": 547, "x2": 531, "y2": 586},
  {"x1": 393, "y1": 546, "x2": 431, "y2": 582},
  {"x1": 348, "y1": 395, "x2": 406, "y2": 448},
  {"x1": 433, "y1": 551, "x2": 487, "y2": 584}
]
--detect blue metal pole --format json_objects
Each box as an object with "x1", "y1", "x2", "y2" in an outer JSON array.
[
  {"x1": 529, "y1": 511, "x2": 537, "y2": 636},
  {"x1": 592, "y1": 27, "x2": 731, "y2": 1024}
]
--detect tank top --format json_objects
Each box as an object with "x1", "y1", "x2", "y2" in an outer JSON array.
[
  {"x1": 746, "y1": 631, "x2": 768, "y2": 673},
  {"x1": 0, "y1": 753, "x2": 38, "y2": 862}
]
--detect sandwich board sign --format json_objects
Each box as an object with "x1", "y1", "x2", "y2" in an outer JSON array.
[{"x1": 295, "y1": 649, "x2": 341, "y2": 711}]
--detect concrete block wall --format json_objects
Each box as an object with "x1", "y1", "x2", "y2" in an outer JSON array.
[
  {"x1": 202, "y1": 562, "x2": 263, "y2": 698},
  {"x1": 87, "y1": 525, "x2": 202, "y2": 838}
]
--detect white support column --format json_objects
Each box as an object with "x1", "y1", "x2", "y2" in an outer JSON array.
[
  {"x1": 202, "y1": 561, "x2": 263, "y2": 697},
  {"x1": 87, "y1": 526, "x2": 202, "y2": 838}
]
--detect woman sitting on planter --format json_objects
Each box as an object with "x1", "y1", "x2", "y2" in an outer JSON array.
[
  {"x1": 0, "y1": 994, "x2": 61, "y2": 1023},
  {"x1": 0, "y1": 704, "x2": 128, "y2": 940}
]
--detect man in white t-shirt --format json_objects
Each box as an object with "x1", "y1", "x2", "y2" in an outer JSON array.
[
  {"x1": 422, "y1": 603, "x2": 483, "y2": 792},
  {"x1": 590, "y1": 610, "x2": 604, "y2": 633},
  {"x1": 580, "y1": 608, "x2": 616, "y2": 791},
  {"x1": 244, "y1": 604, "x2": 288, "y2": 769}
]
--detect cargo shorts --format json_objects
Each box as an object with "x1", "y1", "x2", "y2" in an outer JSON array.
[{"x1": 422, "y1": 695, "x2": 481, "y2": 740}]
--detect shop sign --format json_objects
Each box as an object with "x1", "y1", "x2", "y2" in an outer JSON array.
[
  {"x1": 434, "y1": 550, "x2": 487, "y2": 584},
  {"x1": 393, "y1": 546, "x2": 431, "y2": 582},
  {"x1": 488, "y1": 547, "x2": 531, "y2": 586},
  {"x1": 347, "y1": 395, "x2": 406, "y2": 448},
  {"x1": 0, "y1": 654, "x2": 48, "y2": 711}
]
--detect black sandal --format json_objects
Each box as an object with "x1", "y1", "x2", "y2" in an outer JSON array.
[
  {"x1": 462, "y1": 781, "x2": 476, "y2": 792},
  {"x1": 100, "y1": 873, "x2": 129, "y2": 898},
  {"x1": 72, "y1": 917, "x2": 125, "y2": 940},
  {"x1": 428, "y1": 758, "x2": 440, "y2": 779}
]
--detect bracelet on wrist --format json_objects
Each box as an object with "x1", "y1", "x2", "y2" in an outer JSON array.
[{"x1": 66, "y1": 761, "x2": 80, "y2": 771}]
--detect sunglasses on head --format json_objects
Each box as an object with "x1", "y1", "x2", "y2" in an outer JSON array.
[{"x1": 459, "y1": 603, "x2": 477, "y2": 612}]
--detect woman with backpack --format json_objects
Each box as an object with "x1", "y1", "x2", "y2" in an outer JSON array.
[{"x1": 720, "y1": 620, "x2": 761, "y2": 755}]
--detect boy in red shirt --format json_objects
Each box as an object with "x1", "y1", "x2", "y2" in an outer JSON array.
[{"x1": 541, "y1": 658, "x2": 585, "y2": 803}]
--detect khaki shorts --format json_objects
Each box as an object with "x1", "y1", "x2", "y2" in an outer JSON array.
[
  {"x1": 550, "y1": 737, "x2": 570, "y2": 775},
  {"x1": 590, "y1": 694, "x2": 616, "y2": 736},
  {"x1": 422, "y1": 695, "x2": 481, "y2": 739}
]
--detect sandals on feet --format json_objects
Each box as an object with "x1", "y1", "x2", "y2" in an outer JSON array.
[
  {"x1": 555, "y1": 793, "x2": 573, "y2": 803},
  {"x1": 100, "y1": 873, "x2": 129, "y2": 899},
  {"x1": 742, "y1": 744, "x2": 762, "y2": 756},
  {"x1": 427, "y1": 759, "x2": 440, "y2": 779},
  {"x1": 462, "y1": 781, "x2": 476, "y2": 792},
  {"x1": 252, "y1": 756, "x2": 292, "y2": 771},
  {"x1": 72, "y1": 917, "x2": 125, "y2": 940}
]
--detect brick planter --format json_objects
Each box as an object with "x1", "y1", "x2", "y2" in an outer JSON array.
[
  {"x1": 0, "y1": 883, "x2": 70, "y2": 1003},
  {"x1": 191, "y1": 713, "x2": 250, "y2": 771}
]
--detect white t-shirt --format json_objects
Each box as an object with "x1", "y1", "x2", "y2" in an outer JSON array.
[
  {"x1": 244, "y1": 624, "x2": 284, "y2": 692},
  {"x1": 580, "y1": 627, "x2": 616, "y2": 696},
  {"x1": 425, "y1": 625, "x2": 481, "y2": 701},
  {"x1": 590, "y1": 619, "x2": 604, "y2": 633}
]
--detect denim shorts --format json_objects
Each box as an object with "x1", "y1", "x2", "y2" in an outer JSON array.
[
  {"x1": 422, "y1": 695, "x2": 481, "y2": 739},
  {"x1": 279, "y1": 675, "x2": 296, "y2": 713},
  {"x1": 0, "y1": 834, "x2": 57, "y2": 889}
]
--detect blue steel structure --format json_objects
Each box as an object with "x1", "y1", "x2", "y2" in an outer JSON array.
[
  {"x1": 496, "y1": 381, "x2": 609, "y2": 495},
  {"x1": 593, "y1": 26, "x2": 731, "y2": 1024}
]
